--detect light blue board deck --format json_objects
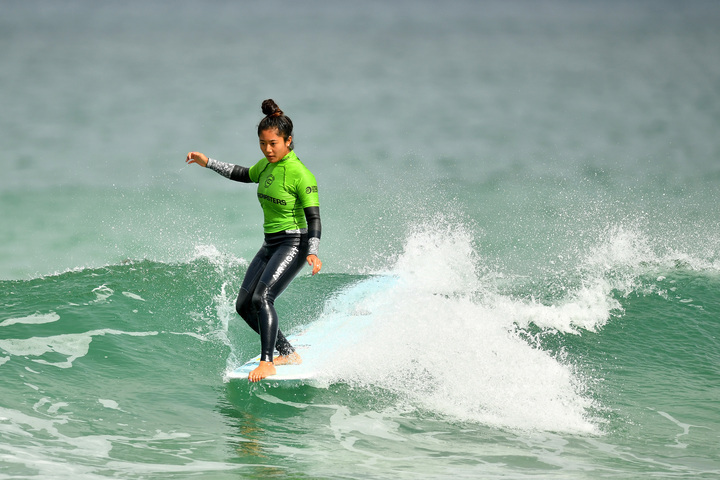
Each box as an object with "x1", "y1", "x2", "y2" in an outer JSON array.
[{"x1": 226, "y1": 275, "x2": 397, "y2": 384}]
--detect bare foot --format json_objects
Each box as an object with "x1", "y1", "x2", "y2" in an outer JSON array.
[
  {"x1": 274, "y1": 351, "x2": 302, "y2": 366},
  {"x1": 248, "y1": 361, "x2": 276, "y2": 382}
]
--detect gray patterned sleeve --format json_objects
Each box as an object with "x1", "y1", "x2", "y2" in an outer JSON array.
[
  {"x1": 206, "y1": 158, "x2": 235, "y2": 179},
  {"x1": 308, "y1": 237, "x2": 320, "y2": 256},
  {"x1": 206, "y1": 158, "x2": 252, "y2": 183}
]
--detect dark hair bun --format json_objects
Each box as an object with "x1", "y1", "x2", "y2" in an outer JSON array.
[
  {"x1": 257, "y1": 99, "x2": 293, "y2": 149},
  {"x1": 261, "y1": 99, "x2": 283, "y2": 117}
]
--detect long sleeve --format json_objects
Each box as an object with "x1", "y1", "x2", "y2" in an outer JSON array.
[
  {"x1": 206, "y1": 158, "x2": 252, "y2": 183},
  {"x1": 304, "y1": 206, "x2": 321, "y2": 255}
]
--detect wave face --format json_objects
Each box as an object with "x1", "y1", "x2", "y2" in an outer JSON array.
[{"x1": 2, "y1": 223, "x2": 719, "y2": 478}]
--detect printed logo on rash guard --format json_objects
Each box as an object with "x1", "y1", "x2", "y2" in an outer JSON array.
[
  {"x1": 257, "y1": 193, "x2": 286, "y2": 205},
  {"x1": 264, "y1": 174, "x2": 275, "y2": 188},
  {"x1": 305, "y1": 185, "x2": 318, "y2": 194}
]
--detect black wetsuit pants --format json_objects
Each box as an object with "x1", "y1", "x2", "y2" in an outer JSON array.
[{"x1": 235, "y1": 233, "x2": 308, "y2": 362}]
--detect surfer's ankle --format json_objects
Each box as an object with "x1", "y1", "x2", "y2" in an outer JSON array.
[{"x1": 274, "y1": 352, "x2": 302, "y2": 365}]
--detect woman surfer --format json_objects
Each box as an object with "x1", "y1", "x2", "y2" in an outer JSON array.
[{"x1": 186, "y1": 99, "x2": 322, "y2": 382}]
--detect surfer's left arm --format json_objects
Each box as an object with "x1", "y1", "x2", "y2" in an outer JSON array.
[{"x1": 305, "y1": 206, "x2": 322, "y2": 275}]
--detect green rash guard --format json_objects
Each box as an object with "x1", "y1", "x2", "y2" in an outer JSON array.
[{"x1": 247, "y1": 151, "x2": 319, "y2": 234}]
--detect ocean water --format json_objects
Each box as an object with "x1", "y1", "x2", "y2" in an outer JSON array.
[{"x1": 2, "y1": 0, "x2": 720, "y2": 478}]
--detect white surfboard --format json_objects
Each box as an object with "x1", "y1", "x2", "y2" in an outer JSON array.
[{"x1": 225, "y1": 274, "x2": 397, "y2": 384}]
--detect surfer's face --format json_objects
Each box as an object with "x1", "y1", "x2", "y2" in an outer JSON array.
[{"x1": 259, "y1": 128, "x2": 291, "y2": 163}]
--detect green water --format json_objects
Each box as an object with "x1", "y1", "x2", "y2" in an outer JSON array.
[{"x1": 1, "y1": 259, "x2": 718, "y2": 478}]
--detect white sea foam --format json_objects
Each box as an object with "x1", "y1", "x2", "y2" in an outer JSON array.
[
  {"x1": 91, "y1": 284, "x2": 114, "y2": 304},
  {"x1": 122, "y1": 291, "x2": 146, "y2": 301},
  {"x1": 0, "y1": 312, "x2": 60, "y2": 328},
  {"x1": 0, "y1": 329, "x2": 159, "y2": 369},
  {"x1": 0, "y1": 404, "x2": 226, "y2": 478},
  {"x1": 190, "y1": 244, "x2": 247, "y2": 270},
  {"x1": 99, "y1": 399, "x2": 121, "y2": 410},
  {"x1": 191, "y1": 244, "x2": 224, "y2": 262},
  {"x1": 316, "y1": 221, "x2": 603, "y2": 434}
]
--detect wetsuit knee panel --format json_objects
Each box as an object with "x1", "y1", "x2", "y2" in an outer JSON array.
[
  {"x1": 235, "y1": 288, "x2": 252, "y2": 318},
  {"x1": 250, "y1": 282, "x2": 273, "y2": 311}
]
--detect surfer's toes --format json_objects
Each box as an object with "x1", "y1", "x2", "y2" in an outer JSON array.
[{"x1": 248, "y1": 362, "x2": 276, "y2": 382}]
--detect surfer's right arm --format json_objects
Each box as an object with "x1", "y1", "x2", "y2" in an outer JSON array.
[{"x1": 185, "y1": 152, "x2": 251, "y2": 183}]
